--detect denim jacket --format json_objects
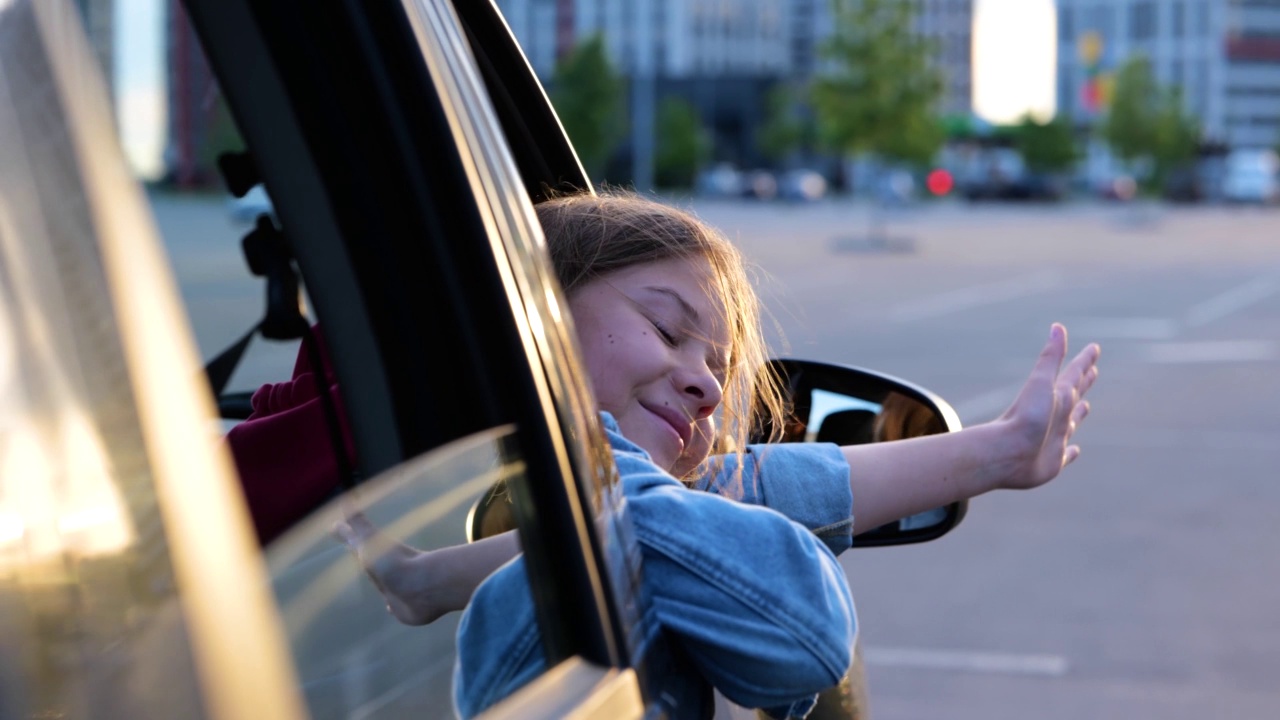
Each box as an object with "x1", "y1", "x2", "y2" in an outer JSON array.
[
  {"x1": 688, "y1": 440, "x2": 855, "y2": 557},
  {"x1": 453, "y1": 414, "x2": 856, "y2": 719}
]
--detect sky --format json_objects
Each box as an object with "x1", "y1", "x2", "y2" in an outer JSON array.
[
  {"x1": 973, "y1": 0, "x2": 1058, "y2": 125},
  {"x1": 115, "y1": 0, "x2": 165, "y2": 178}
]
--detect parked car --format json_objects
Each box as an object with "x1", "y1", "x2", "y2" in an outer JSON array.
[
  {"x1": 1163, "y1": 167, "x2": 1205, "y2": 204},
  {"x1": 960, "y1": 148, "x2": 1066, "y2": 202},
  {"x1": 741, "y1": 169, "x2": 779, "y2": 200},
  {"x1": 0, "y1": 1, "x2": 967, "y2": 718},
  {"x1": 965, "y1": 172, "x2": 1067, "y2": 202},
  {"x1": 695, "y1": 163, "x2": 744, "y2": 198},
  {"x1": 1221, "y1": 149, "x2": 1280, "y2": 205},
  {"x1": 1096, "y1": 173, "x2": 1139, "y2": 202},
  {"x1": 779, "y1": 169, "x2": 829, "y2": 202}
]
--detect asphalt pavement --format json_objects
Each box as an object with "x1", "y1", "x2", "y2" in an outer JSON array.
[
  {"x1": 158, "y1": 193, "x2": 1280, "y2": 720},
  {"x1": 694, "y1": 198, "x2": 1280, "y2": 720}
]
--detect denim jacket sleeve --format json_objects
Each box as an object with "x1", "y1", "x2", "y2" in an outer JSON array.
[
  {"x1": 690, "y1": 443, "x2": 854, "y2": 556},
  {"x1": 615, "y1": 439, "x2": 856, "y2": 714},
  {"x1": 453, "y1": 416, "x2": 856, "y2": 719}
]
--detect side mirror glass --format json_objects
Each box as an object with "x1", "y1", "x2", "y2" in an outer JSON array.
[{"x1": 757, "y1": 359, "x2": 968, "y2": 547}]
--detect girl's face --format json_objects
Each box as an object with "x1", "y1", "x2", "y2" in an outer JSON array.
[{"x1": 568, "y1": 257, "x2": 729, "y2": 473}]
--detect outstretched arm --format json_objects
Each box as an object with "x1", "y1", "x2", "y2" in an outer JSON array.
[
  {"x1": 334, "y1": 512, "x2": 519, "y2": 625},
  {"x1": 842, "y1": 323, "x2": 1100, "y2": 532}
]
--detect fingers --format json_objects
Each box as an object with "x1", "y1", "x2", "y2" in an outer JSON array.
[
  {"x1": 1078, "y1": 363, "x2": 1100, "y2": 397},
  {"x1": 1070, "y1": 399, "x2": 1091, "y2": 427},
  {"x1": 1060, "y1": 342, "x2": 1100, "y2": 390},
  {"x1": 332, "y1": 509, "x2": 392, "y2": 565},
  {"x1": 1063, "y1": 444, "x2": 1081, "y2": 468},
  {"x1": 1033, "y1": 323, "x2": 1069, "y2": 381},
  {"x1": 332, "y1": 520, "x2": 357, "y2": 548},
  {"x1": 1009, "y1": 325, "x2": 1069, "y2": 420}
]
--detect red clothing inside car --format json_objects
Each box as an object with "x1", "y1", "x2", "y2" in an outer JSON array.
[{"x1": 225, "y1": 328, "x2": 354, "y2": 544}]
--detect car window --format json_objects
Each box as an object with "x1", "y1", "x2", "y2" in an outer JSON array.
[
  {"x1": 115, "y1": 11, "x2": 556, "y2": 717},
  {"x1": 157, "y1": 186, "x2": 303, "y2": 400},
  {"x1": 265, "y1": 426, "x2": 521, "y2": 719}
]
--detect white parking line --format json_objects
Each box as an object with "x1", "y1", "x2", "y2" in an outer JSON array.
[
  {"x1": 1144, "y1": 340, "x2": 1279, "y2": 364},
  {"x1": 863, "y1": 646, "x2": 1070, "y2": 677},
  {"x1": 1084, "y1": 429, "x2": 1276, "y2": 451},
  {"x1": 1186, "y1": 277, "x2": 1280, "y2": 327},
  {"x1": 890, "y1": 271, "x2": 1063, "y2": 322},
  {"x1": 1068, "y1": 316, "x2": 1178, "y2": 340}
]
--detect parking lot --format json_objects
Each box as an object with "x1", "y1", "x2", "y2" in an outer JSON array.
[
  {"x1": 697, "y1": 198, "x2": 1280, "y2": 720},
  {"x1": 161, "y1": 194, "x2": 1280, "y2": 720}
]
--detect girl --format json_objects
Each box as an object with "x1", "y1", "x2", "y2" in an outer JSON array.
[{"x1": 331, "y1": 192, "x2": 1101, "y2": 718}]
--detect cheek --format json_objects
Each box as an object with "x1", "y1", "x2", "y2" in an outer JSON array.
[
  {"x1": 578, "y1": 330, "x2": 640, "y2": 410},
  {"x1": 583, "y1": 329, "x2": 654, "y2": 390}
]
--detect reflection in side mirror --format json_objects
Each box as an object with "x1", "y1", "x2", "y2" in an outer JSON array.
[{"x1": 756, "y1": 359, "x2": 968, "y2": 548}]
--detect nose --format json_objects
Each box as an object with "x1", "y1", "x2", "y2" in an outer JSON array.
[{"x1": 679, "y1": 366, "x2": 723, "y2": 420}]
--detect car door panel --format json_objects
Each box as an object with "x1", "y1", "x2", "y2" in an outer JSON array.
[{"x1": 182, "y1": 0, "x2": 650, "y2": 713}]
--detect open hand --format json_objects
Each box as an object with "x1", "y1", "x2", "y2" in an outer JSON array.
[
  {"x1": 996, "y1": 323, "x2": 1101, "y2": 490},
  {"x1": 333, "y1": 506, "x2": 445, "y2": 626}
]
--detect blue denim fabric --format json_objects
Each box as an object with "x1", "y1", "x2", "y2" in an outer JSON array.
[
  {"x1": 453, "y1": 414, "x2": 857, "y2": 719},
  {"x1": 690, "y1": 442, "x2": 854, "y2": 556}
]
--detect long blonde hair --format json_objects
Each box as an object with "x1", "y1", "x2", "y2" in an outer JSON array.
[{"x1": 535, "y1": 191, "x2": 785, "y2": 484}]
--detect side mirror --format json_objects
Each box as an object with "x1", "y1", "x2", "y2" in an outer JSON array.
[{"x1": 757, "y1": 359, "x2": 968, "y2": 548}]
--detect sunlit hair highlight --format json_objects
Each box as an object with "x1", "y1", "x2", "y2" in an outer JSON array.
[{"x1": 535, "y1": 190, "x2": 785, "y2": 488}]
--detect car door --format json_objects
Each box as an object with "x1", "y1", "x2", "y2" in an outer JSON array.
[
  {"x1": 180, "y1": 0, "x2": 663, "y2": 716},
  {"x1": 0, "y1": 0, "x2": 656, "y2": 717}
]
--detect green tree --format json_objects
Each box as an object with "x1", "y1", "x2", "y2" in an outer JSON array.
[
  {"x1": 811, "y1": 0, "x2": 944, "y2": 169},
  {"x1": 756, "y1": 84, "x2": 808, "y2": 164},
  {"x1": 1101, "y1": 55, "x2": 1161, "y2": 167},
  {"x1": 1151, "y1": 90, "x2": 1200, "y2": 182},
  {"x1": 1014, "y1": 114, "x2": 1078, "y2": 173},
  {"x1": 548, "y1": 35, "x2": 625, "y2": 179},
  {"x1": 654, "y1": 97, "x2": 711, "y2": 189},
  {"x1": 1103, "y1": 55, "x2": 1200, "y2": 191}
]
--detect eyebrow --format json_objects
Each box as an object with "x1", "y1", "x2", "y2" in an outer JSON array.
[
  {"x1": 640, "y1": 286, "x2": 729, "y2": 373},
  {"x1": 641, "y1": 286, "x2": 700, "y2": 323}
]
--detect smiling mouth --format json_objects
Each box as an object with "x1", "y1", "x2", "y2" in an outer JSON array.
[{"x1": 641, "y1": 403, "x2": 691, "y2": 451}]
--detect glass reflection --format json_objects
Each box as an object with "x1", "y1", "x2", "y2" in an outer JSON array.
[{"x1": 806, "y1": 389, "x2": 946, "y2": 446}]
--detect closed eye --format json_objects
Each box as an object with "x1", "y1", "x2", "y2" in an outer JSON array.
[{"x1": 650, "y1": 317, "x2": 678, "y2": 346}]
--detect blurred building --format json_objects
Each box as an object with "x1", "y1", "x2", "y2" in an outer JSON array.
[
  {"x1": 1058, "y1": 0, "x2": 1280, "y2": 150},
  {"x1": 73, "y1": 0, "x2": 115, "y2": 102},
  {"x1": 916, "y1": 0, "x2": 975, "y2": 118},
  {"x1": 165, "y1": 0, "x2": 219, "y2": 187},
  {"x1": 791, "y1": 0, "x2": 974, "y2": 117},
  {"x1": 500, "y1": 0, "x2": 789, "y2": 166},
  {"x1": 499, "y1": 0, "x2": 973, "y2": 168},
  {"x1": 505, "y1": 0, "x2": 789, "y2": 79},
  {"x1": 496, "y1": 0, "x2": 565, "y2": 80}
]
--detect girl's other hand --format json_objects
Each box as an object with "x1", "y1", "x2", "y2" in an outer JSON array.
[{"x1": 333, "y1": 506, "x2": 447, "y2": 626}]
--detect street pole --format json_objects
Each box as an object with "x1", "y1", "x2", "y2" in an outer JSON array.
[{"x1": 631, "y1": 0, "x2": 655, "y2": 192}]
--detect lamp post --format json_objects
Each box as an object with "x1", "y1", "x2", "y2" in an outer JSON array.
[{"x1": 631, "y1": 0, "x2": 655, "y2": 191}]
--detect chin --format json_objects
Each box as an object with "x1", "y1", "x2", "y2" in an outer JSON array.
[
  {"x1": 645, "y1": 445, "x2": 678, "y2": 473},
  {"x1": 635, "y1": 430, "x2": 677, "y2": 470},
  {"x1": 616, "y1": 416, "x2": 678, "y2": 471}
]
